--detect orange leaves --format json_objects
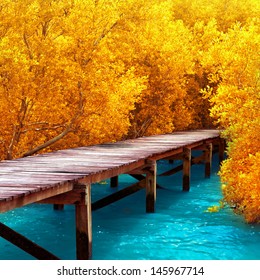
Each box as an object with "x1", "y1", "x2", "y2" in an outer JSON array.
[
  {"x1": 0, "y1": 0, "x2": 138, "y2": 158},
  {"x1": 201, "y1": 17, "x2": 260, "y2": 223},
  {"x1": 0, "y1": 0, "x2": 259, "y2": 223},
  {"x1": 221, "y1": 152, "x2": 260, "y2": 223}
]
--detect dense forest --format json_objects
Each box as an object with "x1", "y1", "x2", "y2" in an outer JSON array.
[{"x1": 0, "y1": 0, "x2": 259, "y2": 223}]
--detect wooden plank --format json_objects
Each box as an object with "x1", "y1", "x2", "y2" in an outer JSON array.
[
  {"x1": 129, "y1": 174, "x2": 164, "y2": 189},
  {"x1": 0, "y1": 182, "x2": 73, "y2": 213},
  {"x1": 192, "y1": 143, "x2": 209, "y2": 150},
  {"x1": 185, "y1": 141, "x2": 204, "y2": 149},
  {"x1": 77, "y1": 159, "x2": 146, "y2": 184},
  {"x1": 12, "y1": 160, "x2": 128, "y2": 168},
  {"x1": 0, "y1": 186, "x2": 40, "y2": 192},
  {"x1": 125, "y1": 162, "x2": 152, "y2": 174},
  {"x1": 159, "y1": 154, "x2": 204, "y2": 177},
  {"x1": 75, "y1": 184, "x2": 92, "y2": 260},
  {"x1": 0, "y1": 172, "x2": 85, "y2": 181},
  {"x1": 164, "y1": 153, "x2": 183, "y2": 161},
  {"x1": 0, "y1": 173, "x2": 83, "y2": 186},
  {"x1": 145, "y1": 160, "x2": 157, "y2": 213},
  {"x1": 0, "y1": 195, "x2": 13, "y2": 201},
  {"x1": 0, "y1": 222, "x2": 59, "y2": 260},
  {"x1": 37, "y1": 189, "x2": 82, "y2": 205},
  {"x1": 0, "y1": 165, "x2": 105, "y2": 174},
  {"x1": 192, "y1": 153, "x2": 205, "y2": 164},
  {"x1": 183, "y1": 148, "x2": 191, "y2": 191},
  {"x1": 2, "y1": 157, "x2": 134, "y2": 166},
  {"x1": 149, "y1": 147, "x2": 183, "y2": 161},
  {"x1": 92, "y1": 180, "x2": 146, "y2": 211},
  {"x1": 0, "y1": 167, "x2": 91, "y2": 175},
  {"x1": 0, "y1": 190, "x2": 29, "y2": 200},
  {"x1": 0, "y1": 183, "x2": 54, "y2": 189},
  {"x1": 160, "y1": 164, "x2": 183, "y2": 177}
]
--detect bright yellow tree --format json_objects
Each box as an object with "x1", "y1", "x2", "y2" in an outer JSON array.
[
  {"x1": 0, "y1": 0, "x2": 146, "y2": 159},
  {"x1": 201, "y1": 21, "x2": 260, "y2": 223},
  {"x1": 109, "y1": 0, "x2": 200, "y2": 137},
  {"x1": 172, "y1": 0, "x2": 260, "y2": 31}
]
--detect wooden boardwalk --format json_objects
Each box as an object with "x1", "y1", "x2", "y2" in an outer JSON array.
[{"x1": 0, "y1": 129, "x2": 224, "y2": 259}]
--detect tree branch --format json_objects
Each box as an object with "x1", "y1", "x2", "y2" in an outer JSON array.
[
  {"x1": 23, "y1": 33, "x2": 33, "y2": 59},
  {"x1": 6, "y1": 98, "x2": 30, "y2": 159},
  {"x1": 22, "y1": 85, "x2": 85, "y2": 157},
  {"x1": 22, "y1": 125, "x2": 72, "y2": 157},
  {"x1": 93, "y1": 19, "x2": 120, "y2": 46}
]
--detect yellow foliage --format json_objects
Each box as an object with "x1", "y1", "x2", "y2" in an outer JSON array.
[
  {"x1": 206, "y1": 200, "x2": 225, "y2": 213},
  {"x1": 0, "y1": 0, "x2": 259, "y2": 223},
  {"x1": 202, "y1": 20, "x2": 260, "y2": 223},
  {"x1": 207, "y1": 206, "x2": 220, "y2": 213},
  {"x1": 0, "y1": 0, "x2": 147, "y2": 157}
]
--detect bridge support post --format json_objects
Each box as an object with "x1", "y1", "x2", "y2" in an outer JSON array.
[
  {"x1": 183, "y1": 148, "x2": 191, "y2": 191},
  {"x1": 145, "y1": 160, "x2": 157, "y2": 213},
  {"x1": 110, "y1": 176, "x2": 119, "y2": 188},
  {"x1": 75, "y1": 184, "x2": 92, "y2": 260},
  {"x1": 218, "y1": 138, "x2": 225, "y2": 163},
  {"x1": 53, "y1": 204, "x2": 64, "y2": 210},
  {"x1": 205, "y1": 143, "x2": 213, "y2": 178}
]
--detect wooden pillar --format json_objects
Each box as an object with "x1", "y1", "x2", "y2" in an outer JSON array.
[
  {"x1": 183, "y1": 147, "x2": 191, "y2": 191},
  {"x1": 110, "y1": 176, "x2": 119, "y2": 188},
  {"x1": 75, "y1": 184, "x2": 92, "y2": 260},
  {"x1": 145, "y1": 160, "x2": 157, "y2": 213},
  {"x1": 53, "y1": 204, "x2": 64, "y2": 210},
  {"x1": 205, "y1": 143, "x2": 213, "y2": 178},
  {"x1": 218, "y1": 138, "x2": 225, "y2": 163}
]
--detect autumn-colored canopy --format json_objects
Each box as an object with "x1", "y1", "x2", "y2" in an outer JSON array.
[{"x1": 0, "y1": 0, "x2": 259, "y2": 223}]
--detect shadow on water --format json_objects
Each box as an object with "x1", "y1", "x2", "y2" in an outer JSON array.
[{"x1": 0, "y1": 153, "x2": 260, "y2": 260}]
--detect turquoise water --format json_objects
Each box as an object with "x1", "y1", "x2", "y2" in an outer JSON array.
[{"x1": 0, "y1": 154, "x2": 260, "y2": 260}]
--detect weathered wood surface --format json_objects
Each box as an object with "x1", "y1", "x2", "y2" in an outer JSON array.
[
  {"x1": 205, "y1": 143, "x2": 213, "y2": 178},
  {"x1": 145, "y1": 160, "x2": 157, "y2": 213},
  {"x1": 75, "y1": 184, "x2": 92, "y2": 260},
  {"x1": 182, "y1": 148, "x2": 191, "y2": 191},
  {"x1": 92, "y1": 180, "x2": 146, "y2": 211},
  {"x1": 0, "y1": 129, "x2": 220, "y2": 213}
]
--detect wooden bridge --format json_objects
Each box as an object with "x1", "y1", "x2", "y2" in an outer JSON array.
[{"x1": 0, "y1": 129, "x2": 224, "y2": 260}]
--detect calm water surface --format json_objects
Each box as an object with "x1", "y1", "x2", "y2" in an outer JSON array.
[{"x1": 0, "y1": 155, "x2": 260, "y2": 260}]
